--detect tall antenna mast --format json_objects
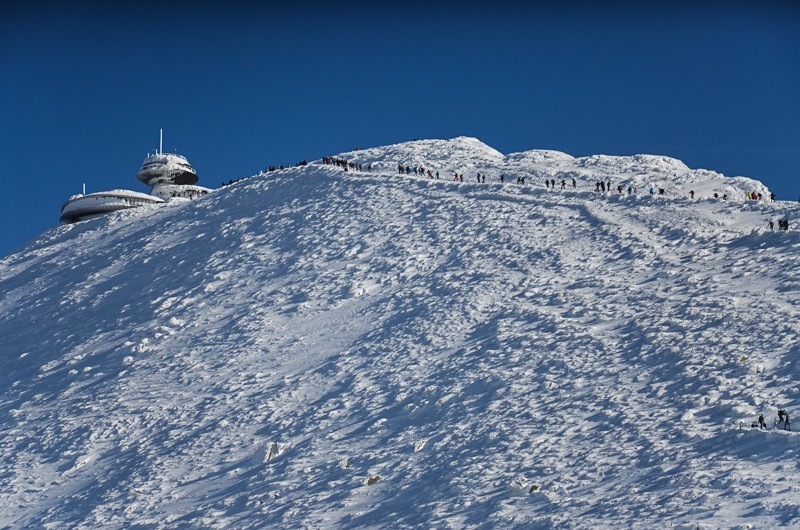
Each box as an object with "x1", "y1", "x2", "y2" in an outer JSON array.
[{"x1": 160, "y1": 128, "x2": 163, "y2": 155}]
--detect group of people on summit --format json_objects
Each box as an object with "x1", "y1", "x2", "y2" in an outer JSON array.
[
  {"x1": 219, "y1": 160, "x2": 308, "y2": 188},
  {"x1": 325, "y1": 157, "x2": 370, "y2": 172},
  {"x1": 318, "y1": 155, "x2": 792, "y2": 231},
  {"x1": 397, "y1": 164, "x2": 439, "y2": 179},
  {"x1": 757, "y1": 409, "x2": 791, "y2": 431}
]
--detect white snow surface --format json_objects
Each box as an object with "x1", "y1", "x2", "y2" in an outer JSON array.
[{"x1": 1, "y1": 137, "x2": 799, "y2": 529}]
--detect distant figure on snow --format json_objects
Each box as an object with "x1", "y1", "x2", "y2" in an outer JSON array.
[
  {"x1": 759, "y1": 414, "x2": 767, "y2": 430},
  {"x1": 769, "y1": 220, "x2": 775, "y2": 231},
  {"x1": 778, "y1": 409, "x2": 785, "y2": 424},
  {"x1": 572, "y1": 177, "x2": 577, "y2": 189},
  {"x1": 690, "y1": 190, "x2": 695, "y2": 199}
]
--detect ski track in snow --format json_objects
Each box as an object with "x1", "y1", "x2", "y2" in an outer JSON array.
[{"x1": 1, "y1": 137, "x2": 799, "y2": 529}]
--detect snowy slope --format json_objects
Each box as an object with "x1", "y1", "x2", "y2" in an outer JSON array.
[{"x1": 1, "y1": 138, "x2": 799, "y2": 529}]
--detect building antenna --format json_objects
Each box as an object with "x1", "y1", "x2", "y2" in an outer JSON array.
[{"x1": 160, "y1": 128, "x2": 163, "y2": 155}]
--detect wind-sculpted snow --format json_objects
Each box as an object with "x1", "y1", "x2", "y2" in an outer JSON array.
[{"x1": 1, "y1": 138, "x2": 799, "y2": 529}]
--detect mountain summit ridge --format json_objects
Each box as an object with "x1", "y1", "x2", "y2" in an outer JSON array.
[{"x1": 339, "y1": 137, "x2": 768, "y2": 201}]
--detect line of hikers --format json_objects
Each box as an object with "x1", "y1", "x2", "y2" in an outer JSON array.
[
  {"x1": 544, "y1": 178, "x2": 577, "y2": 189},
  {"x1": 266, "y1": 161, "x2": 308, "y2": 172},
  {"x1": 757, "y1": 409, "x2": 791, "y2": 431},
  {"x1": 316, "y1": 160, "x2": 792, "y2": 231},
  {"x1": 747, "y1": 191, "x2": 776, "y2": 201},
  {"x1": 324, "y1": 157, "x2": 371, "y2": 172},
  {"x1": 397, "y1": 165, "x2": 440, "y2": 179},
  {"x1": 768, "y1": 219, "x2": 791, "y2": 230},
  {"x1": 219, "y1": 161, "x2": 308, "y2": 188},
  {"x1": 593, "y1": 180, "x2": 641, "y2": 195},
  {"x1": 387, "y1": 168, "x2": 776, "y2": 207}
]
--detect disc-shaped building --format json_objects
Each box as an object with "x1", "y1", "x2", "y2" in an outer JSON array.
[{"x1": 60, "y1": 133, "x2": 212, "y2": 224}]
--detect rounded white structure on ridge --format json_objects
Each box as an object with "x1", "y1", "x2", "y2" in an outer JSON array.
[
  {"x1": 136, "y1": 152, "x2": 200, "y2": 187},
  {"x1": 60, "y1": 190, "x2": 164, "y2": 224}
]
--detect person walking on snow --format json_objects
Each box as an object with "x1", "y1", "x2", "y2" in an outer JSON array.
[{"x1": 759, "y1": 414, "x2": 767, "y2": 430}]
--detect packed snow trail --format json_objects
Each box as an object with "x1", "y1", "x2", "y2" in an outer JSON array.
[{"x1": 1, "y1": 138, "x2": 800, "y2": 529}]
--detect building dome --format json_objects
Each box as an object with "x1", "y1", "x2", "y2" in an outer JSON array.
[{"x1": 135, "y1": 152, "x2": 200, "y2": 186}]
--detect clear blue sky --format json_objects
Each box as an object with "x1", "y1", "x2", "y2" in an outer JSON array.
[{"x1": 2, "y1": 1, "x2": 798, "y2": 257}]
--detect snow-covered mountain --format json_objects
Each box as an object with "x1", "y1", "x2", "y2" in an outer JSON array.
[{"x1": 1, "y1": 137, "x2": 798, "y2": 529}]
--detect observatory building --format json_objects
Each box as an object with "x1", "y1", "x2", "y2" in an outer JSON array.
[{"x1": 60, "y1": 131, "x2": 212, "y2": 224}]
